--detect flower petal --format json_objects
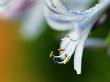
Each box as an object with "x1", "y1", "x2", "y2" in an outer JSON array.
[{"x1": 74, "y1": 24, "x2": 92, "y2": 74}]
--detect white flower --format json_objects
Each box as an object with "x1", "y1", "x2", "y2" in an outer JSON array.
[{"x1": 46, "y1": 0, "x2": 110, "y2": 74}]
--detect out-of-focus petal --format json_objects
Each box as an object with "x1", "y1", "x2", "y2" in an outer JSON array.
[
  {"x1": 20, "y1": 0, "x2": 45, "y2": 41},
  {"x1": 0, "y1": 0, "x2": 33, "y2": 20},
  {"x1": 85, "y1": 38, "x2": 107, "y2": 48}
]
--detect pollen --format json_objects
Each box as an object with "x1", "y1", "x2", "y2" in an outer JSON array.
[
  {"x1": 49, "y1": 51, "x2": 54, "y2": 58},
  {"x1": 58, "y1": 48, "x2": 64, "y2": 51}
]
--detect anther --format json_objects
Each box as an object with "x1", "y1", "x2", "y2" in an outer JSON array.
[
  {"x1": 63, "y1": 58, "x2": 70, "y2": 64},
  {"x1": 58, "y1": 48, "x2": 64, "y2": 51},
  {"x1": 49, "y1": 51, "x2": 54, "y2": 58}
]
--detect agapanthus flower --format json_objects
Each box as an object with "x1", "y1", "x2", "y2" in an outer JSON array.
[{"x1": 45, "y1": 0, "x2": 110, "y2": 74}]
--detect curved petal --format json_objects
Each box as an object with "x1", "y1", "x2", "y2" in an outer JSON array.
[{"x1": 74, "y1": 24, "x2": 92, "y2": 74}]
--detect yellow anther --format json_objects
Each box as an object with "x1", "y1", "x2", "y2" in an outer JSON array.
[
  {"x1": 63, "y1": 58, "x2": 70, "y2": 64},
  {"x1": 49, "y1": 51, "x2": 54, "y2": 58},
  {"x1": 58, "y1": 48, "x2": 64, "y2": 51}
]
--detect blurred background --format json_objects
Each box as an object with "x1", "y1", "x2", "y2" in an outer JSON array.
[{"x1": 0, "y1": 1, "x2": 110, "y2": 82}]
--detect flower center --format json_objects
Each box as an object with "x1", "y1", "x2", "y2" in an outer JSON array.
[{"x1": 0, "y1": 0, "x2": 10, "y2": 7}]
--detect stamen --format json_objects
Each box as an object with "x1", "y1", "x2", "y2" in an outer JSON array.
[
  {"x1": 50, "y1": 34, "x2": 79, "y2": 64},
  {"x1": 56, "y1": 55, "x2": 71, "y2": 64}
]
